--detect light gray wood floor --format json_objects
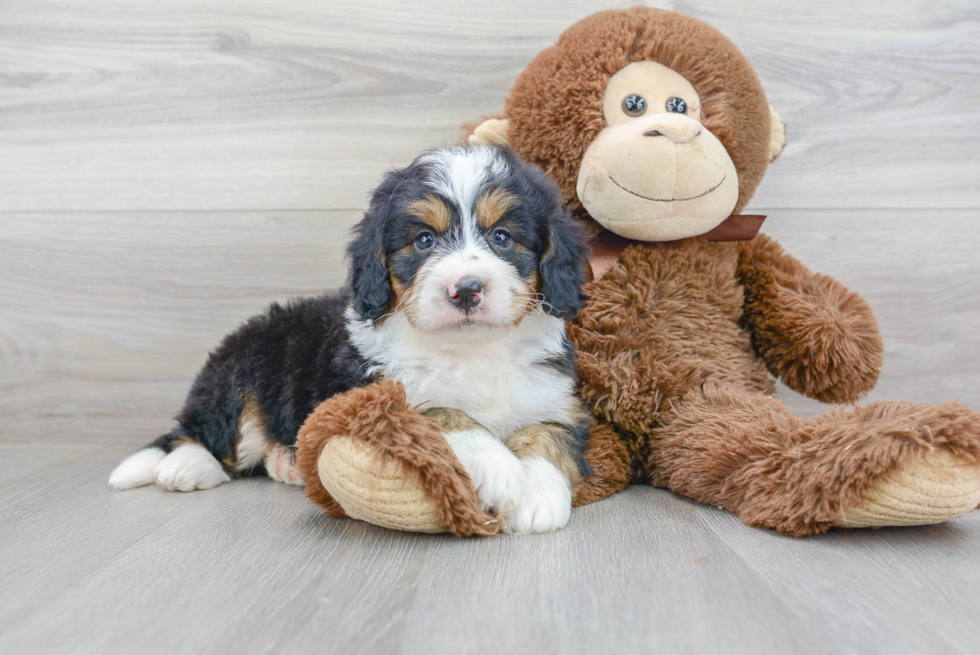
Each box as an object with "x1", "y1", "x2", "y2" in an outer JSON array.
[{"x1": 2, "y1": 1, "x2": 980, "y2": 653}]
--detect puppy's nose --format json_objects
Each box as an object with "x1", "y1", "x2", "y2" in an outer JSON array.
[{"x1": 447, "y1": 277, "x2": 484, "y2": 312}]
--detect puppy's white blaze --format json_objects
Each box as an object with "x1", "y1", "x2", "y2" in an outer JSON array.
[
  {"x1": 419, "y1": 145, "x2": 507, "y2": 242},
  {"x1": 412, "y1": 240, "x2": 524, "y2": 330},
  {"x1": 347, "y1": 307, "x2": 576, "y2": 440},
  {"x1": 108, "y1": 447, "x2": 166, "y2": 489},
  {"x1": 153, "y1": 443, "x2": 231, "y2": 492},
  {"x1": 508, "y1": 456, "x2": 572, "y2": 534},
  {"x1": 444, "y1": 428, "x2": 525, "y2": 514}
]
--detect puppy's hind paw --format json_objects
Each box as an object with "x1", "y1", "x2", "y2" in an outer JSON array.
[
  {"x1": 154, "y1": 443, "x2": 231, "y2": 492},
  {"x1": 109, "y1": 447, "x2": 165, "y2": 489}
]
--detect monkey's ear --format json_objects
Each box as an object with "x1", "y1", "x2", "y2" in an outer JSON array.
[
  {"x1": 467, "y1": 118, "x2": 510, "y2": 147},
  {"x1": 769, "y1": 105, "x2": 787, "y2": 162}
]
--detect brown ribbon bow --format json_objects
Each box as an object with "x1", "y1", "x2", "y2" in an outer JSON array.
[{"x1": 588, "y1": 215, "x2": 766, "y2": 281}]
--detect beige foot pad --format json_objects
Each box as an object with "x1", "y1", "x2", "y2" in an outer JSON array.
[
  {"x1": 835, "y1": 451, "x2": 980, "y2": 528},
  {"x1": 318, "y1": 435, "x2": 449, "y2": 533}
]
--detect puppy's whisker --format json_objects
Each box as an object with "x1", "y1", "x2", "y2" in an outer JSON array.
[{"x1": 514, "y1": 291, "x2": 550, "y2": 313}]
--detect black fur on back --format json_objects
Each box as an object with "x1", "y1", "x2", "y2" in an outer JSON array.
[{"x1": 150, "y1": 292, "x2": 370, "y2": 470}]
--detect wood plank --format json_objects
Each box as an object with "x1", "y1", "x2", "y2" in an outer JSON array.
[
  {"x1": 1, "y1": 0, "x2": 977, "y2": 212},
  {"x1": 0, "y1": 211, "x2": 354, "y2": 442},
  {"x1": 392, "y1": 489, "x2": 837, "y2": 655},
  {"x1": 700, "y1": 500, "x2": 980, "y2": 654}
]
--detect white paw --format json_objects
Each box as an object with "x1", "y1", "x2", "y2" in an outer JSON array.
[
  {"x1": 109, "y1": 447, "x2": 166, "y2": 489},
  {"x1": 445, "y1": 429, "x2": 526, "y2": 515},
  {"x1": 506, "y1": 457, "x2": 572, "y2": 534},
  {"x1": 153, "y1": 443, "x2": 231, "y2": 492}
]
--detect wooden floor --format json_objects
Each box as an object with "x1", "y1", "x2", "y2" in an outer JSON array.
[{"x1": 2, "y1": 1, "x2": 979, "y2": 653}]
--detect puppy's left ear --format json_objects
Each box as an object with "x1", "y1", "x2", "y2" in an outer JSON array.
[
  {"x1": 538, "y1": 203, "x2": 588, "y2": 319},
  {"x1": 347, "y1": 168, "x2": 407, "y2": 321}
]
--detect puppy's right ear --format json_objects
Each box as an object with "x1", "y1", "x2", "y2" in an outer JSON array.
[{"x1": 346, "y1": 168, "x2": 409, "y2": 321}]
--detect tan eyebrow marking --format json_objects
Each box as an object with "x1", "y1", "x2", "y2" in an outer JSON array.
[
  {"x1": 475, "y1": 188, "x2": 517, "y2": 229},
  {"x1": 405, "y1": 194, "x2": 452, "y2": 232}
]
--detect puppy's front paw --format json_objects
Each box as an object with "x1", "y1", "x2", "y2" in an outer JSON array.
[
  {"x1": 470, "y1": 450, "x2": 526, "y2": 515},
  {"x1": 507, "y1": 457, "x2": 572, "y2": 534},
  {"x1": 445, "y1": 429, "x2": 525, "y2": 515}
]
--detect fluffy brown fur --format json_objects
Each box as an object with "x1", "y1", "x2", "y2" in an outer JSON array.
[
  {"x1": 566, "y1": 232, "x2": 980, "y2": 535},
  {"x1": 651, "y1": 388, "x2": 980, "y2": 536},
  {"x1": 296, "y1": 380, "x2": 502, "y2": 537},
  {"x1": 738, "y1": 234, "x2": 884, "y2": 403},
  {"x1": 570, "y1": 240, "x2": 773, "y2": 440},
  {"x1": 571, "y1": 420, "x2": 633, "y2": 506}
]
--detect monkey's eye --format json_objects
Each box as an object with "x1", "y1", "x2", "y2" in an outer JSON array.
[
  {"x1": 622, "y1": 94, "x2": 646, "y2": 117},
  {"x1": 491, "y1": 228, "x2": 512, "y2": 248},
  {"x1": 415, "y1": 232, "x2": 435, "y2": 250},
  {"x1": 666, "y1": 97, "x2": 687, "y2": 114}
]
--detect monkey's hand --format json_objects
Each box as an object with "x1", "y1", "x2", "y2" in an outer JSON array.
[{"x1": 737, "y1": 233, "x2": 883, "y2": 404}]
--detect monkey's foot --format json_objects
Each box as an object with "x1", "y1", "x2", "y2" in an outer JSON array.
[
  {"x1": 317, "y1": 434, "x2": 447, "y2": 533},
  {"x1": 834, "y1": 450, "x2": 980, "y2": 528}
]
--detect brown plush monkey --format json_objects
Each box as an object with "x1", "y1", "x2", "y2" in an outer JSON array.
[{"x1": 297, "y1": 7, "x2": 980, "y2": 536}]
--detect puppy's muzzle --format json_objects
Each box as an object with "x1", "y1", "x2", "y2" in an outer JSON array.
[{"x1": 447, "y1": 277, "x2": 484, "y2": 313}]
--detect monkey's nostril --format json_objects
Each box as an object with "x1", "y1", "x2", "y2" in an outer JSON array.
[{"x1": 644, "y1": 130, "x2": 663, "y2": 138}]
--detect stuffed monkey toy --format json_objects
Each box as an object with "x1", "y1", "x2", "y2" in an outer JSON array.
[{"x1": 296, "y1": 7, "x2": 980, "y2": 536}]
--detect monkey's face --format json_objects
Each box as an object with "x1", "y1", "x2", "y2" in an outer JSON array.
[{"x1": 576, "y1": 61, "x2": 740, "y2": 241}]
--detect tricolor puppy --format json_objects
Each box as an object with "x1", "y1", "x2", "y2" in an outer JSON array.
[{"x1": 109, "y1": 144, "x2": 591, "y2": 533}]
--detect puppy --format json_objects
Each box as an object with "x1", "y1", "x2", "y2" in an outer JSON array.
[{"x1": 109, "y1": 144, "x2": 590, "y2": 533}]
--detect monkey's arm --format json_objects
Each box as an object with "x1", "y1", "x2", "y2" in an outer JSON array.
[{"x1": 736, "y1": 233, "x2": 883, "y2": 404}]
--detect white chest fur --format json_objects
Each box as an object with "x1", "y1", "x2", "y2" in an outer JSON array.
[{"x1": 346, "y1": 308, "x2": 576, "y2": 440}]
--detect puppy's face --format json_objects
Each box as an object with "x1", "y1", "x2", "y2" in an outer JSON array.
[
  {"x1": 393, "y1": 185, "x2": 533, "y2": 331},
  {"x1": 348, "y1": 146, "x2": 586, "y2": 333}
]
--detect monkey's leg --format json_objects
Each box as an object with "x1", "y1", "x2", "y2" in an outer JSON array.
[
  {"x1": 296, "y1": 380, "x2": 502, "y2": 536},
  {"x1": 649, "y1": 383, "x2": 980, "y2": 536}
]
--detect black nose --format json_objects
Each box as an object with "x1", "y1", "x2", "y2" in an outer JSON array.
[{"x1": 448, "y1": 277, "x2": 483, "y2": 312}]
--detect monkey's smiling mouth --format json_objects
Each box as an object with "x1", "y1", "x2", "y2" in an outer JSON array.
[{"x1": 608, "y1": 175, "x2": 727, "y2": 202}]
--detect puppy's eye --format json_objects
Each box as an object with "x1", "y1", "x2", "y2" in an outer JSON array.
[
  {"x1": 415, "y1": 232, "x2": 435, "y2": 250},
  {"x1": 491, "y1": 229, "x2": 512, "y2": 248},
  {"x1": 666, "y1": 97, "x2": 687, "y2": 114},
  {"x1": 622, "y1": 94, "x2": 646, "y2": 117}
]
